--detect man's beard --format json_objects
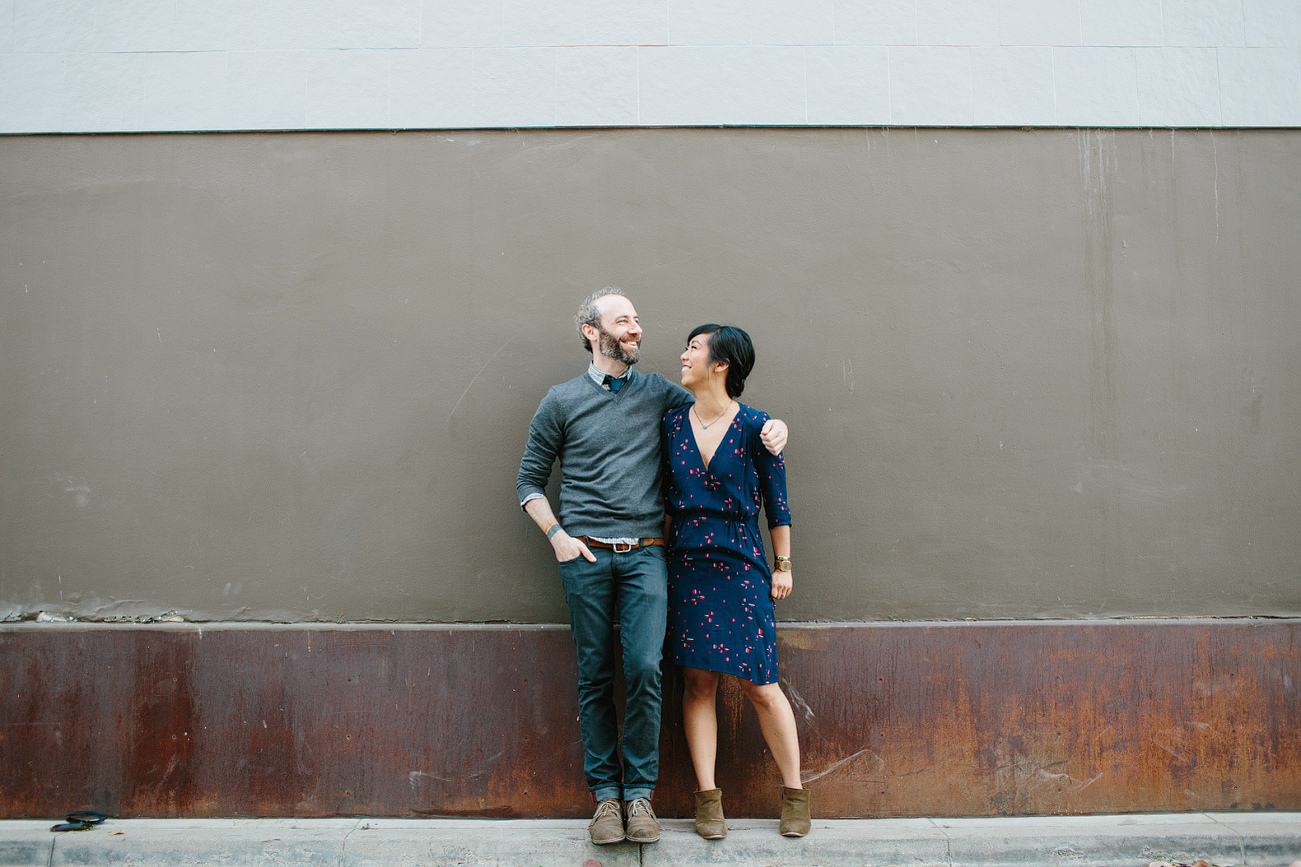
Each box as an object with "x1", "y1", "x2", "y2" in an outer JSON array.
[{"x1": 597, "y1": 327, "x2": 641, "y2": 366}]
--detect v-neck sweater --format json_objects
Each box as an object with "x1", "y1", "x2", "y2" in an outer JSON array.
[{"x1": 517, "y1": 368, "x2": 692, "y2": 539}]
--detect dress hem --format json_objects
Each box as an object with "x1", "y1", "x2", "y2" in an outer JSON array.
[{"x1": 669, "y1": 655, "x2": 779, "y2": 687}]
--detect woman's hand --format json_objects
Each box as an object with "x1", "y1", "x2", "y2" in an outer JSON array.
[{"x1": 771, "y1": 569, "x2": 792, "y2": 600}]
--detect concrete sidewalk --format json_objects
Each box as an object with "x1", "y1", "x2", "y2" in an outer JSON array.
[{"x1": 1, "y1": 812, "x2": 1297, "y2": 867}]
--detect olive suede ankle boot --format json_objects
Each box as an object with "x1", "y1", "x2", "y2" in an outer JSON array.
[
  {"x1": 779, "y1": 786, "x2": 810, "y2": 837},
  {"x1": 694, "y1": 788, "x2": 727, "y2": 839}
]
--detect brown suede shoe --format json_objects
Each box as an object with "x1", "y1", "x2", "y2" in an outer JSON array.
[
  {"x1": 588, "y1": 797, "x2": 625, "y2": 845},
  {"x1": 694, "y1": 788, "x2": 727, "y2": 839},
  {"x1": 779, "y1": 786, "x2": 811, "y2": 837},
  {"x1": 623, "y1": 797, "x2": 661, "y2": 843}
]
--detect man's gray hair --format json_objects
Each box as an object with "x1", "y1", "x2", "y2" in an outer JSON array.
[{"x1": 575, "y1": 287, "x2": 627, "y2": 352}]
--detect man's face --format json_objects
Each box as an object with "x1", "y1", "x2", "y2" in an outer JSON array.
[{"x1": 590, "y1": 296, "x2": 642, "y2": 366}]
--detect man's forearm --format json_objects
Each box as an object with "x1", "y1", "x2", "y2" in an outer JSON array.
[{"x1": 523, "y1": 496, "x2": 561, "y2": 535}]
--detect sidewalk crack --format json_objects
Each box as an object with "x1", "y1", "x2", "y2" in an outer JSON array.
[
  {"x1": 1201, "y1": 810, "x2": 1248, "y2": 866},
  {"x1": 340, "y1": 818, "x2": 363, "y2": 867},
  {"x1": 928, "y1": 817, "x2": 953, "y2": 867}
]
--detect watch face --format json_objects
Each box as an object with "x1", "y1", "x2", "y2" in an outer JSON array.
[{"x1": 775, "y1": 561, "x2": 791, "y2": 572}]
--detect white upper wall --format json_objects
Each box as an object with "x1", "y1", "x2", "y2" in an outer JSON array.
[{"x1": 1, "y1": 0, "x2": 1298, "y2": 132}]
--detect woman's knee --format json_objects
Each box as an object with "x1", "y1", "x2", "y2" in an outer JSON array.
[
  {"x1": 741, "y1": 680, "x2": 785, "y2": 709},
  {"x1": 683, "y1": 668, "x2": 720, "y2": 699}
]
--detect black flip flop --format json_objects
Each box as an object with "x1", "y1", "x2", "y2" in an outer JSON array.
[{"x1": 51, "y1": 810, "x2": 109, "y2": 832}]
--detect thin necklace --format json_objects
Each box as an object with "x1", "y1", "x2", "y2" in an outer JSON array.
[{"x1": 693, "y1": 400, "x2": 733, "y2": 430}]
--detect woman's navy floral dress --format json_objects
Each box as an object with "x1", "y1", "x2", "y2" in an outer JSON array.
[{"x1": 661, "y1": 403, "x2": 791, "y2": 685}]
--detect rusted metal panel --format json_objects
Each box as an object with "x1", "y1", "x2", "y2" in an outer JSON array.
[
  {"x1": 0, "y1": 627, "x2": 590, "y2": 818},
  {"x1": 661, "y1": 621, "x2": 1301, "y2": 820},
  {"x1": 1, "y1": 621, "x2": 1297, "y2": 819}
]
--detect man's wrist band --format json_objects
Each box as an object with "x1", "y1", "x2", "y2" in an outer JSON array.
[{"x1": 545, "y1": 523, "x2": 563, "y2": 540}]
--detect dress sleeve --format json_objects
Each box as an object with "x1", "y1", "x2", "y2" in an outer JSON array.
[{"x1": 751, "y1": 410, "x2": 791, "y2": 528}]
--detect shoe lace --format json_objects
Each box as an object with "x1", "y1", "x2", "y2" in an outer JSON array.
[
  {"x1": 594, "y1": 799, "x2": 621, "y2": 821},
  {"x1": 627, "y1": 798, "x2": 655, "y2": 819}
]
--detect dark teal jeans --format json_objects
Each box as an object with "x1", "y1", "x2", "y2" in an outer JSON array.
[{"x1": 558, "y1": 545, "x2": 668, "y2": 802}]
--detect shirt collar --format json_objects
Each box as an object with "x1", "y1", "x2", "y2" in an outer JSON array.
[{"x1": 587, "y1": 363, "x2": 630, "y2": 388}]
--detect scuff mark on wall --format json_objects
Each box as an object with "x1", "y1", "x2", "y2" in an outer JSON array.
[
  {"x1": 447, "y1": 340, "x2": 511, "y2": 422},
  {"x1": 1029, "y1": 768, "x2": 1103, "y2": 794},
  {"x1": 1211, "y1": 129, "x2": 1220, "y2": 243},
  {"x1": 781, "y1": 677, "x2": 816, "y2": 723},
  {"x1": 802, "y1": 747, "x2": 886, "y2": 785},
  {"x1": 409, "y1": 750, "x2": 504, "y2": 789},
  {"x1": 1079, "y1": 129, "x2": 1121, "y2": 465}
]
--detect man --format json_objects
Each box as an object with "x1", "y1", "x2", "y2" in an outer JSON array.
[{"x1": 516, "y1": 288, "x2": 787, "y2": 845}]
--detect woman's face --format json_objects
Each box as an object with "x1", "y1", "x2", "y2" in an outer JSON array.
[{"x1": 680, "y1": 332, "x2": 719, "y2": 390}]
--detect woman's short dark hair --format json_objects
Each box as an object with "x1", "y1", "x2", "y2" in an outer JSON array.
[{"x1": 688, "y1": 324, "x2": 755, "y2": 399}]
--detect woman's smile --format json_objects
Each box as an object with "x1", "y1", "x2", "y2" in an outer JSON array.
[{"x1": 680, "y1": 337, "x2": 712, "y2": 386}]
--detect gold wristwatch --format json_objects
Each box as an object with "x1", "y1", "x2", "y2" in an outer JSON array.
[{"x1": 774, "y1": 556, "x2": 792, "y2": 572}]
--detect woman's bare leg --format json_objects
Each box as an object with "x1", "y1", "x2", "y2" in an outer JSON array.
[
  {"x1": 738, "y1": 680, "x2": 802, "y2": 789},
  {"x1": 682, "y1": 667, "x2": 721, "y2": 791}
]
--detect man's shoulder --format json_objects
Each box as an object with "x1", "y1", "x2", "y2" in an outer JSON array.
[
  {"x1": 631, "y1": 370, "x2": 671, "y2": 390},
  {"x1": 527, "y1": 373, "x2": 594, "y2": 429},
  {"x1": 630, "y1": 371, "x2": 692, "y2": 404},
  {"x1": 540, "y1": 371, "x2": 595, "y2": 401}
]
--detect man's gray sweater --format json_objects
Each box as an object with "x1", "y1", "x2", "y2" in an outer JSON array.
[{"x1": 517, "y1": 369, "x2": 692, "y2": 540}]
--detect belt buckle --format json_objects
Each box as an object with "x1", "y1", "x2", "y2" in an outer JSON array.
[{"x1": 613, "y1": 541, "x2": 634, "y2": 553}]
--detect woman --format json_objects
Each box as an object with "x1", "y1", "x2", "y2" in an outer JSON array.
[{"x1": 661, "y1": 324, "x2": 808, "y2": 839}]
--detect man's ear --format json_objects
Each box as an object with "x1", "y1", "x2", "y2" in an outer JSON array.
[{"x1": 581, "y1": 323, "x2": 599, "y2": 344}]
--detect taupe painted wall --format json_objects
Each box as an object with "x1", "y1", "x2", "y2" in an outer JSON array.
[{"x1": 2, "y1": 129, "x2": 1298, "y2": 623}]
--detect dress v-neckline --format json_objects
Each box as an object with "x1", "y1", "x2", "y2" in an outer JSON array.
[{"x1": 686, "y1": 404, "x2": 740, "y2": 472}]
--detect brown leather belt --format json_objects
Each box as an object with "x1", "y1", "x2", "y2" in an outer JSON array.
[{"x1": 581, "y1": 537, "x2": 665, "y2": 553}]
